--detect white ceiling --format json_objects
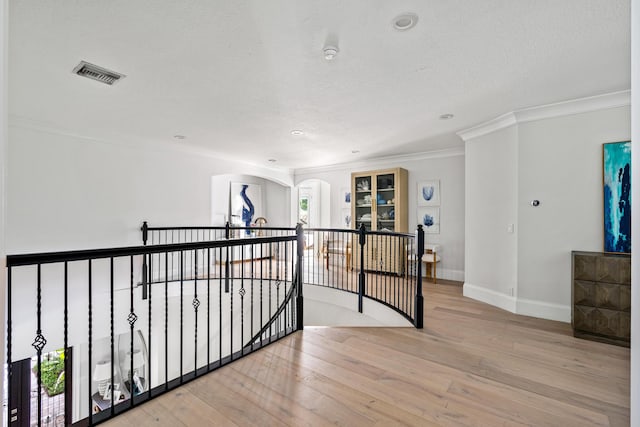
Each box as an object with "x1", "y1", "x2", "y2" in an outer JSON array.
[{"x1": 9, "y1": 1, "x2": 630, "y2": 170}]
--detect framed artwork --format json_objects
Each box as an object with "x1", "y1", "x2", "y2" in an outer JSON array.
[
  {"x1": 104, "y1": 383, "x2": 119, "y2": 401},
  {"x1": 603, "y1": 141, "x2": 631, "y2": 253},
  {"x1": 230, "y1": 182, "x2": 263, "y2": 235},
  {"x1": 341, "y1": 187, "x2": 351, "y2": 208},
  {"x1": 341, "y1": 208, "x2": 351, "y2": 228},
  {"x1": 417, "y1": 207, "x2": 440, "y2": 234},
  {"x1": 417, "y1": 180, "x2": 440, "y2": 206}
]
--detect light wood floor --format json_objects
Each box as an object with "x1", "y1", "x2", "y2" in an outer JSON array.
[{"x1": 103, "y1": 280, "x2": 630, "y2": 426}]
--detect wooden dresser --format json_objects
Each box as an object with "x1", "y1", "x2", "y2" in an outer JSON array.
[{"x1": 571, "y1": 251, "x2": 631, "y2": 347}]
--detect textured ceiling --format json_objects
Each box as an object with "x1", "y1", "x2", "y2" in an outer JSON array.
[{"x1": 9, "y1": 0, "x2": 630, "y2": 170}]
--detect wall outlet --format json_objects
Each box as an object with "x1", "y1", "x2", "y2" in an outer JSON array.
[{"x1": 507, "y1": 224, "x2": 515, "y2": 233}]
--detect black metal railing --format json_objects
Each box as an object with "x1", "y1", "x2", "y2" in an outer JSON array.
[
  {"x1": 6, "y1": 230, "x2": 301, "y2": 426},
  {"x1": 142, "y1": 222, "x2": 425, "y2": 327},
  {"x1": 5, "y1": 222, "x2": 424, "y2": 426},
  {"x1": 301, "y1": 225, "x2": 424, "y2": 326}
]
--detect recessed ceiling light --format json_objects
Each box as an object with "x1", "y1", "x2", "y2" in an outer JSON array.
[
  {"x1": 393, "y1": 13, "x2": 418, "y2": 31},
  {"x1": 268, "y1": 159, "x2": 277, "y2": 163},
  {"x1": 173, "y1": 135, "x2": 186, "y2": 140},
  {"x1": 291, "y1": 130, "x2": 304, "y2": 136},
  {"x1": 439, "y1": 114, "x2": 454, "y2": 120}
]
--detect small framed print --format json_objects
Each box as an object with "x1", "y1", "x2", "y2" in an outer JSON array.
[
  {"x1": 341, "y1": 187, "x2": 351, "y2": 207},
  {"x1": 417, "y1": 180, "x2": 440, "y2": 206},
  {"x1": 132, "y1": 373, "x2": 144, "y2": 395},
  {"x1": 417, "y1": 207, "x2": 440, "y2": 234},
  {"x1": 104, "y1": 383, "x2": 119, "y2": 401}
]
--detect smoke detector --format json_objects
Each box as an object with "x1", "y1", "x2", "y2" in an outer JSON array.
[
  {"x1": 72, "y1": 61, "x2": 126, "y2": 85},
  {"x1": 323, "y1": 46, "x2": 339, "y2": 60}
]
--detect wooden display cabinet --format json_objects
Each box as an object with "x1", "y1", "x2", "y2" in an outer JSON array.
[{"x1": 351, "y1": 168, "x2": 408, "y2": 274}]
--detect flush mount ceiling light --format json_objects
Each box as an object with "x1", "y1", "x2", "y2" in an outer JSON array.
[
  {"x1": 268, "y1": 159, "x2": 277, "y2": 163},
  {"x1": 173, "y1": 135, "x2": 186, "y2": 140},
  {"x1": 72, "y1": 61, "x2": 125, "y2": 85},
  {"x1": 393, "y1": 13, "x2": 418, "y2": 31},
  {"x1": 323, "y1": 46, "x2": 339, "y2": 60},
  {"x1": 291, "y1": 129, "x2": 304, "y2": 136},
  {"x1": 439, "y1": 113, "x2": 454, "y2": 120}
]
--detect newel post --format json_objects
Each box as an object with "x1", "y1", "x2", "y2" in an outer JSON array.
[
  {"x1": 295, "y1": 223, "x2": 304, "y2": 331},
  {"x1": 414, "y1": 225, "x2": 424, "y2": 329},
  {"x1": 141, "y1": 221, "x2": 148, "y2": 245},
  {"x1": 358, "y1": 223, "x2": 366, "y2": 313}
]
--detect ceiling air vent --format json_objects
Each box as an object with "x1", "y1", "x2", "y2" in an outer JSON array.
[{"x1": 72, "y1": 61, "x2": 125, "y2": 85}]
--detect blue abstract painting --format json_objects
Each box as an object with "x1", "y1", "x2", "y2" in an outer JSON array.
[
  {"x1": 417, "y1": 180, "x2": 440, "y2": 206},
  {"x1": 231, "y1": 182, "x2": 262, "y2": 236},
  {"x1": 603, "y1": 141, "x2": 631, "y2": 253},
  {"x1": 417, "y1": 207, "x2": 440, "y2": 234}
]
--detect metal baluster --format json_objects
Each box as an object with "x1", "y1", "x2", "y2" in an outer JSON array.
[
  {"x1": 110, "y1": 258, "x2": 115, "y2": 414},
  {"x1": 194, "y1": 250, "x2": 199, "y2": 376},
  {"x1": 6, "y1": 266, "x2": 11, "y2": 427},
  {"x1": 207, "y1": 247, "x2": 211, "y2": 370},
  {"x1": 164, "y1": 252, "x2": 169, "y2": 391},
  {"x1": 179, "y1": 251, "x2": 184, "y2": 382},
  {"x1": 87, "y1": 260, "x2": 93, "y2": 424},
  {"x1": 63, "y1": 262, "x2": 71, "y2": 426},
  {"x1": 129, "y1": 256, "x2": 136, "y2": 406},
  {"x1": 147, "y1": 253, "x2": 152, "y2": 398}
]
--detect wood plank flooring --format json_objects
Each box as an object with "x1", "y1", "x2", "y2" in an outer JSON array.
[{"x1": 103, "y1": 280, "x2": 630, "y2": 426}]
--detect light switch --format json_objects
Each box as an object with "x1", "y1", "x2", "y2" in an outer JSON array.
[{"x1": 507, "y1": 224, "x2": 514, "y2": 233}]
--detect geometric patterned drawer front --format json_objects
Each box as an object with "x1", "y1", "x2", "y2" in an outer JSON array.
[
  {"x1": 596, "y1": 256, "x2": 621, "y2": 283},
  {"x1": 619, "y1": 312, "x2": 631, "y2": 339},
  {"x1": 595, "y1": 283, "x2": 620, "y2": 309},
  {"x1": 573, "y1": 305, "x2": 595, "y2": 332},
  {"x1": 619, "y1": 258, "x2": 632, "y2": 284},
  {"x1": 574, "y1": 281, "x2": 596, "y2": 306},
  {"x1": 572, "y1": 251, "x2": 630, "y2": 346},
  {"x1": 620, "y1": 286, "x2": 631, "y2": 312},
  {"x1": 574, "y1": 255, "x2": 596, "y2": 280},
  {"x1": 593, "y1": 308, "x2": 620, "y2": 337}
]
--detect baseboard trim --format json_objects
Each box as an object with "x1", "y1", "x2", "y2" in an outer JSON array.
[
  {"x1": 516, "y1": 297, "x2": 571, "y2": 323},
  {"x1": 463, "y1": 283, "x2": 571, "y2": 323},
  {"x1": 463, "y1": 283, "x2": 516, "y2": 313},
  {"x1": 437, "y1": 268, "x2": 465, "y2": 282}
]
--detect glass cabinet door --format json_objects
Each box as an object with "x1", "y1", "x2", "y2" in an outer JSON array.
[
  {"x1": 375, "y1": 173, "x2": 395, "y2": 232},
  {"x1": 354, "y1": 175, "x2": 373, "y2": 231}
]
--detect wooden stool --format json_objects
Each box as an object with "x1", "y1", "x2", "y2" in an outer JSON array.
[{"x1": 422, "y1": 245, "x2": 441, "y2": 283}]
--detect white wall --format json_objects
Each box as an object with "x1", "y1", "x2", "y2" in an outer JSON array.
[
  {"x1": 462, "y1": 100, "x2": 631, "y2": 322},
  {"x1": 295, "y1": 151, "x2": 465, "y2": 281},
  {"x1": 517, "y1": 108, "x2": 630, "y2": 318},
  {"x1": 464, "y1": 125, "x2": 518, "y2": 310},
  {"x1": 6, "y1": 126, "x2": 293, "y2": 253},
  {"x1": 631, "y1": 0, "x2": 639, "y2": 423}
]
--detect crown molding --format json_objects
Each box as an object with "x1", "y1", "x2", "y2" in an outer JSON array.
[
  {"x1": 294, "y1": 146, "x2": 465, "y2": 176},
  {"x1": 456, "y1": 113, "x2": 517, "y2": 142},
  {"x1": 457, "y1": 90, "x2": 631, "y2": 142}
]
